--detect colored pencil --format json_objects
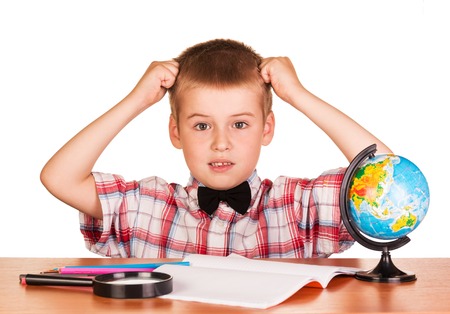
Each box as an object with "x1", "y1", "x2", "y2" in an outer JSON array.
[
  {"x1": 47, "y1": 261, "x2": 189, "y2": 275},
  {"x1": 59, "y1": 267, "x2": 156, "y2": 275},
  {"x1": 63, "y1": 261, "x2": 189, "y2": 269}
]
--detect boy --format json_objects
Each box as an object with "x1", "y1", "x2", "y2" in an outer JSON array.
[{"x1": 40, "y1": 39, "x2": 392, "y2": 258}]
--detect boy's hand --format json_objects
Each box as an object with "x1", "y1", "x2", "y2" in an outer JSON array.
[
  {"x1": 130, "y1": 60, "x2": 179, "y2": 110},
  {"x1": 259, "y1": 57, "x2": 304, "y2": 105}
]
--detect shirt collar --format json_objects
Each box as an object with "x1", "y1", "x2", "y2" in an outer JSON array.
[{"x1": 187, "y1": 170, "x2": 261, "y2": 200}]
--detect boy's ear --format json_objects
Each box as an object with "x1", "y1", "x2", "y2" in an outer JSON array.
[
  {"x1": 169, "y1": 115, "x2": 182, "y2": 149},
  {"x1": 262, "y1": 111, "x2": 275, "y2": 146}
]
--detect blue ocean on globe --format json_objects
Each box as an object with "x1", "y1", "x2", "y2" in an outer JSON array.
[{"x1": 348, "y1": 154, "x2": 430, "y2": 240}]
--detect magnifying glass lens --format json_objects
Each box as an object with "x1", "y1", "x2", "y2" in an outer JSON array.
[
  {"x1": 93, "y1": 271, "x2": 173, "y2": 298},
  {"x1": 106, "y1": 277, "x2": 163, "y2": 285}
]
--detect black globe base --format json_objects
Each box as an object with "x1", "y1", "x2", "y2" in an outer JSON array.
[{"x1": 355, "y1": 250, "x2": 416, "y2": 283}]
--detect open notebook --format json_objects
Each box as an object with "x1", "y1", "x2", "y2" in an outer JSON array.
[{"x1": 157, "y1": 254, "x2": 360, "y2": 309}]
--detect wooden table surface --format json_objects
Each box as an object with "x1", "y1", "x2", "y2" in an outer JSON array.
[{"x1": 1, "y1": 257, "x2": 449, "y2": 313}]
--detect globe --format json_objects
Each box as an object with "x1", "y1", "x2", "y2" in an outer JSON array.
[
  {"x1": 348, "y1": 153, "x2": 430, "y2": 240},
  {"x1": 340, "y1": 144, "x2": 430, "y2": 283}
]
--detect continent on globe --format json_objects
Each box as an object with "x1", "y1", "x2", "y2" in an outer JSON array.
[
  {"x1": 350, "y1": 157, "x2": 391, "y2": 215},
  {"x1": 391, "y1": 212, "x2": 417, "y2": 232}
]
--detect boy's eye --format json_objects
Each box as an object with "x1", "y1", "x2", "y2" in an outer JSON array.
[
  {"x1": 194, "y1": 123, "x2": 210, "y2": 131},
  {"x1": 234, "y1": 122, "x2": 248, "y2": 129}
]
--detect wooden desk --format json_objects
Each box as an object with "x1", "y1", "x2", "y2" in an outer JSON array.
[{"x1": 1, "y1": 257, "x2": 449, "y2": 313}]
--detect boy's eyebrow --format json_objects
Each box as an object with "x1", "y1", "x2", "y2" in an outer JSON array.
[
  {"x1": 186, "y1": 113, "x2": 210, "y2": 119},
  {"x1": 186, "y1": 112, "x2": 256, "y2": 119},
  {"x1": 231, "y1": 112, "x2": 256, "y2": 118}
]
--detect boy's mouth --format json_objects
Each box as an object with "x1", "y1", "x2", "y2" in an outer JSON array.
[{"x1": 209, "y1": 162, "x2": 233, "y2": 167}]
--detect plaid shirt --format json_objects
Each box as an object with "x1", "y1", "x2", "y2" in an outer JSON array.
[{"x1": 80, "y1": 169, "x2": 354, "y2": 258}]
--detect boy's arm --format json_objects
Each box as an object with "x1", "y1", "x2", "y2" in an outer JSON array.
[
  {"x1": 260, "y1": 57, "x2": 392, "y2": 161},
  {"x1": 40, "y1": 61, "x2": 179, "y2": 219}
]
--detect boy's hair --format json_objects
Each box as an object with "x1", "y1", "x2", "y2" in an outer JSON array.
[{"x1": 168, "y1": 39, "x2": 272, "y2": 121}]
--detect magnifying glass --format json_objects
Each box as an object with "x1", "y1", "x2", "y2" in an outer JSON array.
[{"x1": 20, "y1": 271, "x2": 173, "y2": 298}]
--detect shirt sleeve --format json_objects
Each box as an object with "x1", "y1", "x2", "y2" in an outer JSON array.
[
  {"x1": 294, "y1": 167, "x2": 354, "y2": 257},
  {"x1": 78, "y1": 172, "x2": 135, "y2": 257},
  {"x1": 80, "y1": 172, "x2": 175, "y2": 258}
]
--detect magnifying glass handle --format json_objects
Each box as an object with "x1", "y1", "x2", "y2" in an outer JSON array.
[{"x1": 20, "y1": 274, "x2": 93, "y2": 287}]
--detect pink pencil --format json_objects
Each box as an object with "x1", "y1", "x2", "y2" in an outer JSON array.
[{"x1": 59, "y1": 267, "x2": 156, "y2": 275}]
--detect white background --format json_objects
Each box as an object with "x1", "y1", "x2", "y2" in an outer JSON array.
[{"x1": 1, "y1": 0, "x2": 448, "y2": 258}]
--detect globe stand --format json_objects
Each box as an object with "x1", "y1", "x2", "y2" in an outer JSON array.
[
  {"x1": 355, "y1": 248, "x2": 416, "y2": 283},
  {"x1": 340, "y1": 144, "x2": 417, "y2": 283}
]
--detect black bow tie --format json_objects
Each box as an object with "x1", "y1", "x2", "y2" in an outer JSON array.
[{"x1": 197, "y1": 181, "x2": 251, "y2": 216}]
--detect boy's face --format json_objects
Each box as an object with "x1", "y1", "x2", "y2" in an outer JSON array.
[{"x1": 169, "y1": 86, "x2": 275, "y2": 190}]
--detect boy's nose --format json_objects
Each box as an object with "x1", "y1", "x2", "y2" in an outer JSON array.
[{"x1": 211, "y1": 130, "x2": 231, "y2": 152}]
